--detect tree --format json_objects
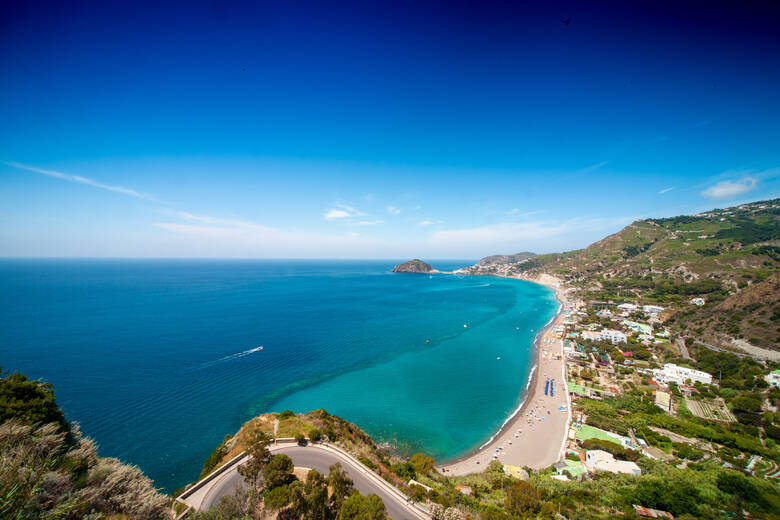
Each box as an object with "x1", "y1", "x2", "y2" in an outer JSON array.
[
  {"x1": 337, "y1": 493, "x2": 387, "y2": 520},
  {"x1": 409, "y1": 452, "x2": 435, "y2": 475},
  {"x1": 0, "y1": 369, "x2": 68, "y2": 433},
  {"x1": 295, "y1": 432, "x2": 307, "y2": 445},
  {"x1": 303, "y1": 470, "x2": 330, "y2": 520},
  {"x1": 327, "y1": 463, "x2": 354, "y2": 510},
  {"x1": 263, "y1": 454, "x2": 295, "y2": 489},
  {"x1": 238, "y1": 428, "x2": 273, "y2": 489}
]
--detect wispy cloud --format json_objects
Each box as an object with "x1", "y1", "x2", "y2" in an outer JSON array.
[
  {"x1": 701, "y1": 177, "x2": 758, "y2": 200},
  {"x1": 419, "y1": 219, "x2": 442, "y2": 226},
  {"x1": 507, "y1": 209, "x2": 545, "y2": 217},
  {"x1": 3, "y1": 160, "x2": 160, "y2": 201},
  {"x1": 657, "y1": 186, "x2": 675, "y2": 195},
  {"x1": 323, "y1": 203, "x2": 367, "y2": 220},
  {"x1": 324, "y1": 209, "x2": 352, "y2": 220},
  {"x1": 429, "y1": 216, "x2": 636, "y2": 250},
  {"x1": 580, "y1": 161, "x2": 609, "y2": 173},
  {"x1": 356, "y1": 220, "x2": 384, "y2": 226},
  {"x1": 386, "y1": 205, "x2": 401, "y2": 215}
]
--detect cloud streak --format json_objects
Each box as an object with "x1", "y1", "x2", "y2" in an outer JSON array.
[
  {"x1": 657, "y1": 186, "x2": 675, "y2": 194},
  {"x1": 3, "y1": 160, "x2": 160, "y2": 201}
]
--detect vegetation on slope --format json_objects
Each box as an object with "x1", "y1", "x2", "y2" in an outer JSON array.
[
  {"x1": 468, "y1": 199, "x2": 780, "y2": 351},
  {"x1": 0, "y1": 368, "x2": 170, "y2": 520}
]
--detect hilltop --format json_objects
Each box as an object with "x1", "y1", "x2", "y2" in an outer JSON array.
[
  {"x1": 475, "y1": 252, "x2": 536, "y2": 266},
  {"x1": 391, "y1": 259, "x2": 436, "y2": 273},
  {"x1": 459, "y1": 199, "x2": 780, "y2": 352}
]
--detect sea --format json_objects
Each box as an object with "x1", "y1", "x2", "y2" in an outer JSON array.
[{"x1": 0, "y1": 259, "x2": 558, "y2": 492}]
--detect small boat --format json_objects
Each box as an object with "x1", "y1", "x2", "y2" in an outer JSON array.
[
  {"x1": 497, "y1": 357, "x2": 501, "y2": 360},
  {"x1": 426, "y1": 339, "x2": 430, "y2": 343},
  {"x1": 463, "y1": 324, "x2": 468, "y2": 328}
]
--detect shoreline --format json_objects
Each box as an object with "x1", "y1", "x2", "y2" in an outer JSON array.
[{"x1": 436, "y1": 273, "x2": 570, "y2": 475}]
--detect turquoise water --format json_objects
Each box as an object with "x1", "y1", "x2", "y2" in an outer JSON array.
[{"x1": 0, "y1": 260, "x2": 557, "y2": 492}]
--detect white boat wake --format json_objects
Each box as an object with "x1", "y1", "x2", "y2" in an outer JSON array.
[{"x1": 199, "y1": 346, "x2": 264, "y2": 368}]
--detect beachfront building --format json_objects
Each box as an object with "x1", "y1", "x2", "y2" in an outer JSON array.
[
  {"x1": 584, "y1": 450, "x2": 641, "y2": 476},
  {"x1": 580, "y1": 330, "x2": 600, "y2": 341},
  {"x1": 652, "y1": 363, "x2": 712, "y2": 386}
]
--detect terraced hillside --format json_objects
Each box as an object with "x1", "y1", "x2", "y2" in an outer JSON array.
[{"x1": 463, "y1": 199, "x2": 780, "y2": 351}]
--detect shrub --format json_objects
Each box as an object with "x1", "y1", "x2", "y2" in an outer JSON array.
[
  {"x1": 278, "y1": 410, "x2": 296, "y2": 419},
  {"x1": 295, "y1": 432, "x2": 306, "y2": 445},
  {"x1": 308, "y1": 427, "x2": 323, "y2": 443}
]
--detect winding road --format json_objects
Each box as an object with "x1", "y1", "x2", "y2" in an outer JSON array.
[{"x1": 179, "y1": 441, "x2": 429, "y2": 520}]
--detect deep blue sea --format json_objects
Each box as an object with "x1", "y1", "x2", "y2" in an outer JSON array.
[{"x1": 0, "y1": 260, "x2": 557, "y2": 492}]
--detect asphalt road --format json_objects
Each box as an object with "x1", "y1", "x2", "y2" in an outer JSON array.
[{"x1": 200, "y1": 445, "x2": 421, "y2": 520}]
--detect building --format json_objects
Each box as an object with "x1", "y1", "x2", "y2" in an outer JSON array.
[
  {"x1": 617, "y1": 303, "x2": 638, "y2": 312},
  {"x1": 652, "y1": 363, "x2": 712, "y2": 386},
  {"x1": 622, "y1": 320, "x2": 652, "y2": 335},
  {"x1": 690, "y1": 297, "x2": 705, "y2": 306},
  {"x1": 654, "y1": 390, "x2": 671, "y2": 412},
  {"x1": 584, "y1": 450, "x2": 641, "y2": 476},
  {"x1": 454, "y1": 485, "x2": 473, "y2": 496},
  {"x1": 642, "y1": 305, "x2": 665, "y2": 315},
  {"x1": 599, "y1": 329, "x2": 627, "y2": 344},
  {"x1": 580, "y1": 330, "x2": 600, "y2": 341},
  {"x1": 766, "y1": 369, "x2": 780, "y2": 388}
]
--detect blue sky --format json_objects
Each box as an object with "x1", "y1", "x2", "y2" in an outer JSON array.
[{"x1": 1, "y1": 1, "x2": 779, "y2": 258}]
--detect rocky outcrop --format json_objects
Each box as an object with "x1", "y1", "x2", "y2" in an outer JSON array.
[{"x1": 391, "y1": 259, "x2": 435, "y2": 273}]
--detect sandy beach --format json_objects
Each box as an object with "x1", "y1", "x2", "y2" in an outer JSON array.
[{"x1": 438, "y1": 274, "x2": 572, "y2": 476}]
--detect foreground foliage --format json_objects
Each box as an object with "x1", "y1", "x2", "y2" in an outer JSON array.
[{"x1": 0, "y1": 369, "x2": 169, "y2": 520}]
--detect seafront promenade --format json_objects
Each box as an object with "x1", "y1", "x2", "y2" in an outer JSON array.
[{"x1": 440, "y1": 275, "x2": 572, "y2": 476}]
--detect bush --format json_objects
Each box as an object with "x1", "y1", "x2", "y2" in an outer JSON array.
[
  {"x1": 278, "y1": 410, "x2": 296, "y2": 419},
  {"x1": 358, "y1": 456, "x2": 377, "y2": 470},
  {"x1": 309, "y1": 427, "x2": 323, "y2": 443},
  {"x1": 295, "y1": 432, "x2": 306, "y2": 445},
  {"x1": 390, "y1": 461, "x2": 415, "y2": 481}
]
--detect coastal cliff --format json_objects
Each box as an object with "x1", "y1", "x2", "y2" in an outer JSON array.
[{"x1": 391, "y1": 259, "x2": 435, "y2": 273}]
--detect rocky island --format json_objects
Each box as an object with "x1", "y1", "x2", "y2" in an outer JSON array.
[{"x1": 391, "y1": 259, "x2": 436, "y2": 273}]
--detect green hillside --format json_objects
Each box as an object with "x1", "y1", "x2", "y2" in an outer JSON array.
[{"x1": 473, "y1": 199, "x2": 780, "y2": 350}]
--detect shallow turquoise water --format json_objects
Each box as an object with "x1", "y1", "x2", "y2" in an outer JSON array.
[{"x1": 0, "y1": 260, "x2": 557, "y2": 491}]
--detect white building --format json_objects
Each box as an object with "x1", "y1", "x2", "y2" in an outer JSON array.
[
  {"x1": 599, "y1": 329, "x2": 627, "y2": 344},
  {"x1": 642, "y1": 305, "x2": 665, "y2": 315},
  {"x1": 580, "y1": 330, "x2": 600, "y2": 341},
  {"x1": 617, "y1": 303, "x2": 638, "y2": 312},
  {"x1": 690, "y1": 298, "x2": 706, "y2": 306},
  {"x1": 652, "y1": 363, "x2": 712, "y2": 386},
  {"x1": 584, "y1": 450, "x2": 641, "y2": 476},
  {"x1": 766, "y1": 370, "x2": 780, "y2": 388}
]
